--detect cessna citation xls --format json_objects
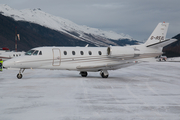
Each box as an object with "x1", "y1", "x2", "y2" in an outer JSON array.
[{"x1": 3, "y1": 22, "x2": 177, "y2": 79}]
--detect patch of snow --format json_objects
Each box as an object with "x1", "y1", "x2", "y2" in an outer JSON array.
[
  {"x1": 0, "y1": 62, "x2": 180, "y2": 119},
  {"x1": 167, "y1": 57, "x2": 180, "y2": 62}
]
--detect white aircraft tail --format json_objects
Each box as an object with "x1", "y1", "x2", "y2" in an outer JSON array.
[{"x1": 144, "y1": 22, "x2": 176, "y2": 48}]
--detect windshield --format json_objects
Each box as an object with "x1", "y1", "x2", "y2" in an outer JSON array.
[
  {"x1": 25, "y1": 50, "x2": 35, "y2": 55},
  {"x1": 33, "y1": 51, "x2": 39, "y2": 55}
]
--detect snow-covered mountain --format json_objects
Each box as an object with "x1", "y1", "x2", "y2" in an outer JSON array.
[{"x1": 0, "y1": 4, "x2": 133, "y2": 46}]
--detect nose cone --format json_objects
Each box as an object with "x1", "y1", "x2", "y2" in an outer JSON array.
[{"x1": 3, "y1": 60, "x2": 14, "y2": 68}]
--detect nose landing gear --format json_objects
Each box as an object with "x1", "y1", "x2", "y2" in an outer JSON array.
[{"x1": 17, "y1": 68, "x2": 25, "y2": 79}]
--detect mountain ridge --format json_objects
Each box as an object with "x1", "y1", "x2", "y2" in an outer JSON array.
[
  {"x1": 0, "y1": 9, "x2": 179, "y2": 57},
  {"x1": 0, "y1": 4, "x2": 132, "y2": 44},
  {"x1": 0, "y1": 4, "x2": 139, "y2": 51},
  {"x1": 0, "y1": 13, "x2": 93, "y2": 51},
  {"x1": 163, "y1": 34, "x2": 180, "y2": 57}
]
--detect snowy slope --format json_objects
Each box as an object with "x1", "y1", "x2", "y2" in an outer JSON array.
[{"x1": 0, "y1": 4, "x2": 132, "y2": 42}]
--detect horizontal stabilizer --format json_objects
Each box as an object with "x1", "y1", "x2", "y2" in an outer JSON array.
[{"x1": 146, "y1": 39, "x2": 177, "y2": 48}]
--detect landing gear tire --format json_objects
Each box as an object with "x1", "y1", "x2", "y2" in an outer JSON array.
[
  {"x1": 101, "y1": 72, "x2": 109, "y2": 78},
  {"x1": 100, "y1": 70, "x2": 109, "y2": 78},
  {"x1": 80, "y1": 71, "x2": 88, "y2": 77},
  {"x1": 17, "y1": 68, "x2": 25, "y2": 79},
  {"x1": 17, "y1": 74, "x2": 23, "y2": 79}
]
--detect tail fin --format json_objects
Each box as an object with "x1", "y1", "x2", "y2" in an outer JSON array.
[{"x1": 145, "y1": 22, "x2": 170, "y2": 47}]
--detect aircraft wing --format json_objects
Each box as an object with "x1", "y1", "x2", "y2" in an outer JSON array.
[{"x1": 76, "y1": 61, "x2": 138, "y2": 72}]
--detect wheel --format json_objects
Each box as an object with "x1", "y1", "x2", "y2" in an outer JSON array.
[
  {"x1": 80, "y1": 72, "x2": 88, "y2": 77},
  {"x1": 80, "y1": 71, "x2": 88, "y2": 77},
  {"x1": 101, "y1": 72, "x2": 108, "y2": 78},
  {"x1": 17, "y1": 74, "x2": 23, "y2": 79}
]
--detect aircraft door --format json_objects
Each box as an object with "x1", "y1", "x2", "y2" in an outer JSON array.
[{"x1": 52, "y1": 48, "x2": 61, "y2": 66}]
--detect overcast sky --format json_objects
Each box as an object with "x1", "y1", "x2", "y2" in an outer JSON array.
[{"x1": 1, "y1": 0, "x2": 180, "y2": 41}]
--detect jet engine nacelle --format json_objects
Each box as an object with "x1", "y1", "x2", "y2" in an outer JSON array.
[{"x1": 107, "y1": 46, "x2": 134, "y2": 58}]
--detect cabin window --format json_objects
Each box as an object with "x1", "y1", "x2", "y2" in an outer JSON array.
[
  {"x1": 16, "y1": 54, "x2": 18, "y2": 57},
  {"x1": 25, "y1": 50, "x2": 35, "y2": 55},
  {"x1": 88, "y1": 51, "x2": 92, "y2": 55},
  {"x1": 72, "y1": 51, "x2": 75, "y2": 55},
  {"x1": 33, "y1": 51, "x2": 39, "y2": 55},
  {"x1": 19, "y1": 54, "x2": 21, "y2": 56},
  {"x1": 13, "y1": 54, "x2": 15, "y2": 57},
  {"x1": 98, "y1": 51, "x2": 102, "y2": 55},
  {"x1": 80, "y1": 51, "x2": 84, "y2": 55},
  {"x1": 39, "y1": 51, "x2": 42, "y2": 55},
  {"x1": 64, "y1": 51, "x2": 67, "y2": 55}
]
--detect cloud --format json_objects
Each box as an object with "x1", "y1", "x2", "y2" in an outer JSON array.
[{"x1": 92, "y1": 3, "x2": 123, "y2": 9}]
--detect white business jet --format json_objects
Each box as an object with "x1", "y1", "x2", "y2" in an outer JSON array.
[
  {"x1": 0, "y1": 47, "x2": 25, "y2": 61},
  {"x1": 0, "y1": 51, "x2": 25, "y2": 61},
  {"x1": 3, "y1": 22, "x2": 177, "y2": 79}
]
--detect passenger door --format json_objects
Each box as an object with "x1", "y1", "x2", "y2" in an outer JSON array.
[{"x1": 52, "y1": 48, "x2": 61, "y2": 66}]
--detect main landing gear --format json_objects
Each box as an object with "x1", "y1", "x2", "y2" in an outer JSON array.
[
  {"x1": 17, "y1": 68, "x2": 25, "y2": 79},
  {"x1": 100, "y1": 70, "x2": 109, "y2": 78},
  {"x1": 80, "y1": 70, "x2": 109, "y2": 78},
  {"x1": 80, "y1": 71, "x2": 88, "y2": 77}
]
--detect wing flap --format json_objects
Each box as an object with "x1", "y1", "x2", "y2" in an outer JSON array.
[{"x1": 76, "y1": 62, "x2": 138, "y2": 72}]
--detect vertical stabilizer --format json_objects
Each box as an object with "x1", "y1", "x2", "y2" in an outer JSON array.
[{"x1": 145, "y1": 22, "x2": 169, "y2": 47}]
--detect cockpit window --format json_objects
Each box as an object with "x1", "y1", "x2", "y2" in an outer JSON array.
[
  {"x1": 25, "y1": 50, "x2": 35, "y2": 55},
  {"x1": 39, "y1": 51, "x2": 42, "y2": 55},
  {"x1": 33, "y1": 51, "x2": 39, "y2": 55}
]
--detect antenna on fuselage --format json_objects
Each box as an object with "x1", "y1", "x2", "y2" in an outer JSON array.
[{"x1": 85, "y1": 44, "x2": 89, "y2": 47}]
